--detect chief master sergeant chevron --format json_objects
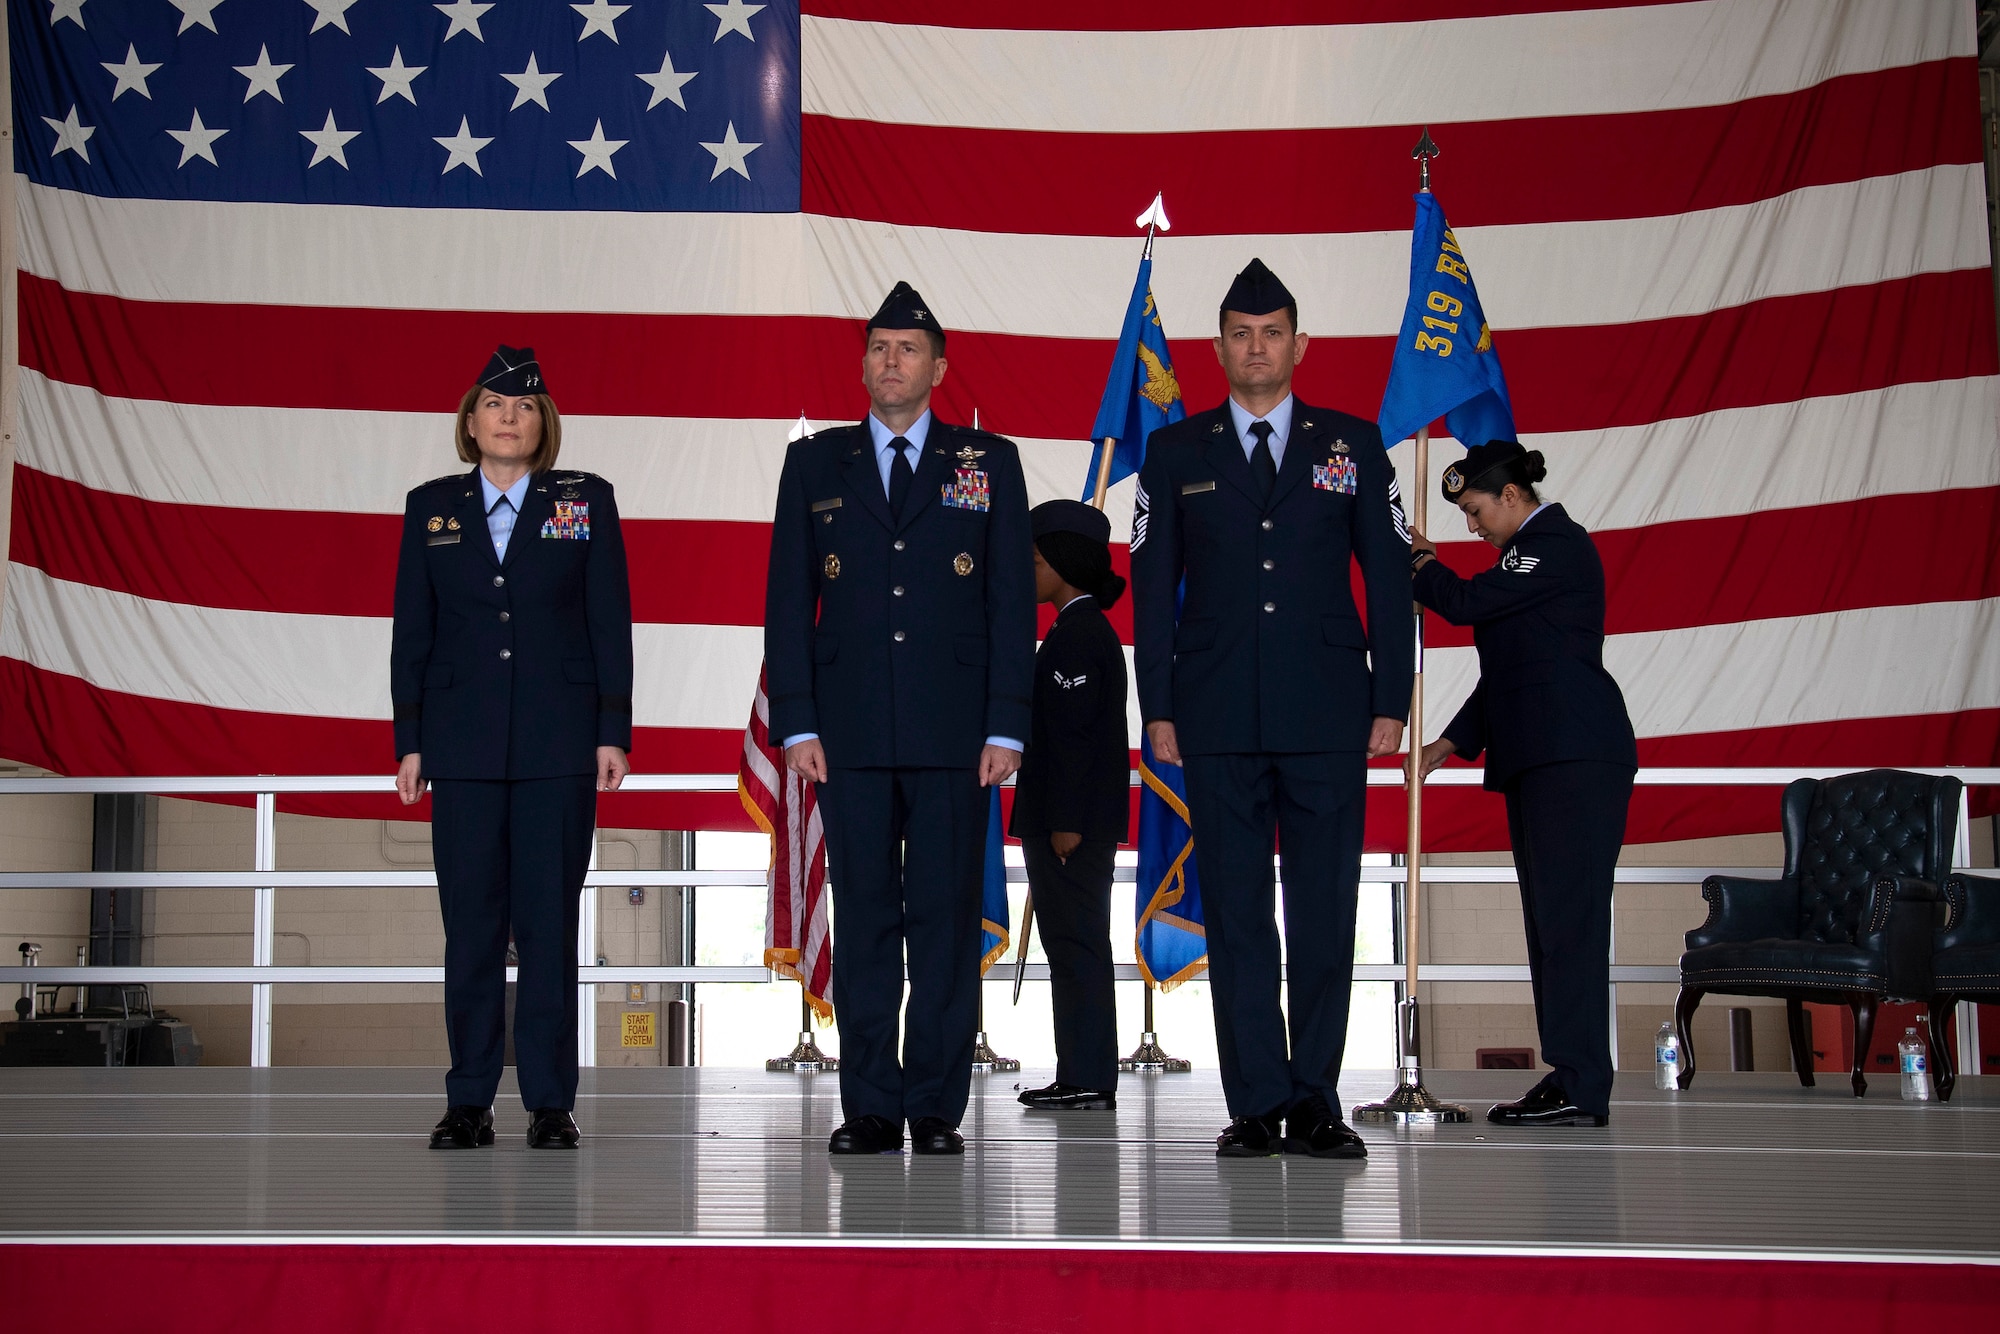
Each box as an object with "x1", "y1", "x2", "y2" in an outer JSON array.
[
  {"x1": 762, "y1": 282, "x2": 1035, "y2": 1157},
  {"x1": 1131, "y1": 259, "x2": 1414, "y2": 1161}
]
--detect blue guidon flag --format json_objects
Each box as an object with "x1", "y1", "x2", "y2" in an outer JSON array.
[
  {"x1": 1095, "y1": 252, "x2": 1206, "y2": 992},
  {"x1": 14, "y1": 0, "x2": 800, "y2": 210},
  {"x1": 979, "y1": 786, "x2": 1009, "y2": 976},
  {"x1": 1377, "y1": 190, "x2": 1516, "y2": 449}
]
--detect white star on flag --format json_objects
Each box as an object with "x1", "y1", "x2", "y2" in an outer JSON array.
[
  {"x1": 704, "y1": 0, "x2": 762, "y2": 41},
  {"x1": 42, "y1": 105, "x2": 94, "y2": 163},
  {"x1": 366, "y1": 48, "x2": 426, "y2": 105},
  {"x1": 638, "y1": 50, "x2": 696, "y2": 110},
  {"x1": 568, "y1": 119, "x2": 627, "y2": 178},
  {"x1": 167, "y1": 109, "x2": 228, "y2": 168},
  {"x1": 304, "y1": 0, "x2": 360, "y2": 33},
  {"x1": 102, "y1": 45, "x2": 162, "y2": 101},
  {"x1": 699, "y1": 120, "x2": 759, "y2": 179},
  {"x1": 234, "y1": 45, "x2": 293, "y2": 103},
  {"x1": 300, "y1": 110, "x2": 360, "y2": 169},
  {"x1": 49, "y1": 0, "x2": 87, "y2": 29},
  {"x1": 434, "y1": 0, "x2": 492, "y2": 42},
  {"x1": 501, "y1": 53, "x2": 562, "y2": 111},
  {"x1": 434, "y1": 116, "x2": 493, "y2": 175},
  {"x1": 571, "y1": 0, "x2": 628, "y2": 42},
  {"x1": 167, "y1": 0, "x2": 226, "y2": 35}
]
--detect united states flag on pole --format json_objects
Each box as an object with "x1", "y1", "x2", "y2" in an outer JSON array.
[
  {"x1": 738, "y1": 664, "x2": 830, "y2": 1020},
  {"x1": 4, "y1": 1, "x2": 1995, "y2": 849}
]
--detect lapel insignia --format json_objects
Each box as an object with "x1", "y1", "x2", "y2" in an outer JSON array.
[
  {"x1": 1301, "y1": 419, "x2": 1315, "y2": 430},
  {"x1": 427, "y1": 516, "x2": 444, "y2": 533},
  {"x1": 539, "y1": 500, "x2": 591, "y2": 540},
  {"x1": 953, "y1": 552, "x2": 974, "y2": 576},
  {"x1": 1210, "y1": 422, "x2": 1225, "y2": 435},
  {"x1": 823, "y1": 554, "x2": 841, "y2": 579},
  {"x1": 447, "y1": 517, "x2": 460, "y2": 531}
]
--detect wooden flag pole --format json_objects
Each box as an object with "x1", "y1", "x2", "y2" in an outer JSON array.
[{"x1": 1354, "y1": 128, "x2": 1468, "y2": 1123}]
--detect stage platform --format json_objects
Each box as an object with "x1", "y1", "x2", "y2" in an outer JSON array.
[{"x1": 3, "y1": 1066, "x2": 1995, "y2": 1331}]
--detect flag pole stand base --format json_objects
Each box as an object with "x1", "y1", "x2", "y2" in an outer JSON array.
[
  {"x1": 1352, "y1": 998, "x2": 1468, "y2": 1125},
  {"x1": 766, "y1": 1031, "x2": 838, "y2": 1073},
  {"x1": 1119, "y1": 1031, "x2": 1192, "y2": 1074},
  {"x1": 971, "y1": 1031, "x2": 1019, "y2": 1074}
]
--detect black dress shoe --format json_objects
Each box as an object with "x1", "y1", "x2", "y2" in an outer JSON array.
[
  {"x1": 1017, "y1": 1082, "x2": 1117, "y2": 1110},
  {"x1": 908, "y1": 1116, "x2": 966, "y2": 1155},
  {"x1": 428, "y1": 1105, "x2": 494, "y2": 1150},
  {"x1": 1214, "y1": 1113, "x2": 1284, "y2": 1158},
  {"x1": 1284, "y1": 1095, "x2": 1367, "y2": 1160},
  {"x1": 1487, "y1": 1079, "x2": 1608, "y2": 1127},
  {"x1": 828, "y1": 1114, "x2": 904, "y2": 1155},
  {"x1": 526, "y1": 1108, "x2": 581, "y2": 1149}
]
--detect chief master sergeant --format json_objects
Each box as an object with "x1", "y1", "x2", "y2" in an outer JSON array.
[
  {"x1": 762, "y1": 282, "x2": 1036, "y2": 1156},
  {"x1": 1131, "y1": 259, "x2": 1413, "y2": 1160}
]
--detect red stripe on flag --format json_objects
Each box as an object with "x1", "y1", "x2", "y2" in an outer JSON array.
[
  {"x1": 806, "y1": 62, "x2": 1978, "y2": 236},
  {"x1": 4, "y1": 657, "x2": 1992, "y2": 847},
  {"x1": 15, "y1": 466, "x2": 1996, "y2": 642},
  {"x1": 19, "y1": 271, "x2": 1995, "y2": 441}
]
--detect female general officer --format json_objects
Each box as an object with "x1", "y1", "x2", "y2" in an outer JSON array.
[
  {"x1": 390, "y1": 345, "x2": 634, "y2": 1152},
  {"x1": 1408, "y1": 440, "x2": 1635, "y2": 1128}
]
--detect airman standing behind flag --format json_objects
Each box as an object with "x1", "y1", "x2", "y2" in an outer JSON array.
[{"x1": 1130, "y1": 260, "x2": 1413, "y2": 1160}]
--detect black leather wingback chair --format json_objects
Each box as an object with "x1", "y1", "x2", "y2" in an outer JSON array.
[
  {"x1": 1928, "y1": 872, "x2": 2000, "y2": 1102},
  {"x1": 1676, "y1": 769, "x2": 1958, "y2": 1096}
]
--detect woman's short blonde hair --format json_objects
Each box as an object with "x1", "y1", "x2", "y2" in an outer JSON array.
[{"x1": 454, "y1": 385, "x2": 562, "y2": 472}]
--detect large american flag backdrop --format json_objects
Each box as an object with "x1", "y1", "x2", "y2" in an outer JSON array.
[{"x1": 3, "y1": 0, "x2": 1995, "y2": 848}]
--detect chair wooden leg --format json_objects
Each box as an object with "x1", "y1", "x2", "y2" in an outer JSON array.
[
  {"x1": 1674, "y1": 986, "x2": 1704, "y2": 1089},
  {"x1": 1928, "y1": 996, "x2": 1958, "y2": 1103},
  {"x1": 1786, "y1": 997, "x2": 1816, "y2": 1088},
  {"x1": 1849, "y1": 992, "x2": 1878, "y2": 1097}
]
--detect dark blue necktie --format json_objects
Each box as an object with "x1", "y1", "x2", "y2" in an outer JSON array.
[
  {"x1": 887, "y1": 437, "x2": 914, "y2": 517},
  {"x1": 1248, "y1": 420, "x2": 1277, "y2": 500}
]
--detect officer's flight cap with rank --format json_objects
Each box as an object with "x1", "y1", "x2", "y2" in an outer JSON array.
[
  {"x1": 866, "y1": 281, "x2": 946, "y2": 350},
  {"x1": 1220, "y1": 257, "x2": 1297, "y2": 324},
  {"x1": 478, "y1": 344, "x2": 546, "y2": 397}
]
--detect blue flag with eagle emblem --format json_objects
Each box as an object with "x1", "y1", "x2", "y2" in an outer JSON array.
[
  {"x1": 1378, "y1": 191, "x2": 1517, "y2": 449},
  {"x1": 1084, "y1": 255, "x2": 1186, "y2": 497},
  {"x1": 978, "y1": 786, "x2": 1010, "y2": 975},
  {"x1": 1081, "y1": 255, "x2": 1206, "y2": 990}
]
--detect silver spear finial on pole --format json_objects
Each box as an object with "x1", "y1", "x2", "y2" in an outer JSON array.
[{"x1": 1412, "y1": 127, "x2": 1440, "y2": 193}]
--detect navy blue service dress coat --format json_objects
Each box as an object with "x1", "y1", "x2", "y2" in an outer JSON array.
[
  {"x1": 1415, "y1": 502, "x2": 1636, "y2": 789},
  {"x1": 1414, "y1": 501, "x2": 1636, "y2": 1118},
  {"x1": 391, "y1": 467, "x2": 634, "y2": 777},
  {"x1": 763, "y1": 418, "x2": 1035, "y2": 1129},
  {"x1": 1130, "y1": 402, "x2": 1413, "y2": 752}
]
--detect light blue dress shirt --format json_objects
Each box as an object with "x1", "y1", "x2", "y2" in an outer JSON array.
[
  {"x1": 781, "y1": 412, "x2": 1021, "y2": 756},
  {"x1": 480, "y1": 471, "x2": 532, "y2": 561},
  {"x1": 1227, "y1": 394, "x2": 1296, "y2": 471},
  {"x1": 868, "y1": 411, "x2": 931, "y2": 496}
]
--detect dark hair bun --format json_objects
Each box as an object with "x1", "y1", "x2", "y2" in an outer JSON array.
[{"x1": 1521, "y1": 450, "x2": 1547, "y2": 485}]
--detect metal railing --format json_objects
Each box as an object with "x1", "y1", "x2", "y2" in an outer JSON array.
[{"x1": 0, "y1": 768, "x2": 1991, "y2": 1070}]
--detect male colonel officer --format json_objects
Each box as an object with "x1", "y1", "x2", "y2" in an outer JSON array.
[
  {"x1": 763, "y1": 282, "x2": 1035, "y2": 1156},
  {"x1": 1131, "y1": 259, "x2": 1413, "y2": 1160}
]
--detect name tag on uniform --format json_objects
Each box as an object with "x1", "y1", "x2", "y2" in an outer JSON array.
[
  {"x1": 426, "y1": 532, "x2": 461, "y2": 546},
  {"x1": 1180, "y1": 480, "x2": 1216, "y2": 495},
  {"x1": 540, "y1": 500, "x2": 591, "y2": 539},
  {"x1": 810, "y1": 497, "x2": 842, "y2": 513},
  {"x1": 1313, "y1": 458, "x2": 1358, "y2": 495},
  {"x1": 941, "y1": 468, "x2": 990, "y2": 512}
]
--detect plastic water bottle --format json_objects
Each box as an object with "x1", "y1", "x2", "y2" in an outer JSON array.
[
  {"x1": 1654, "y1": 1021, "x2": 1682, "y2": 1090},
  {"x1": 1898, "y1": 1028, "x2": 1932, "y2": 1102}
]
